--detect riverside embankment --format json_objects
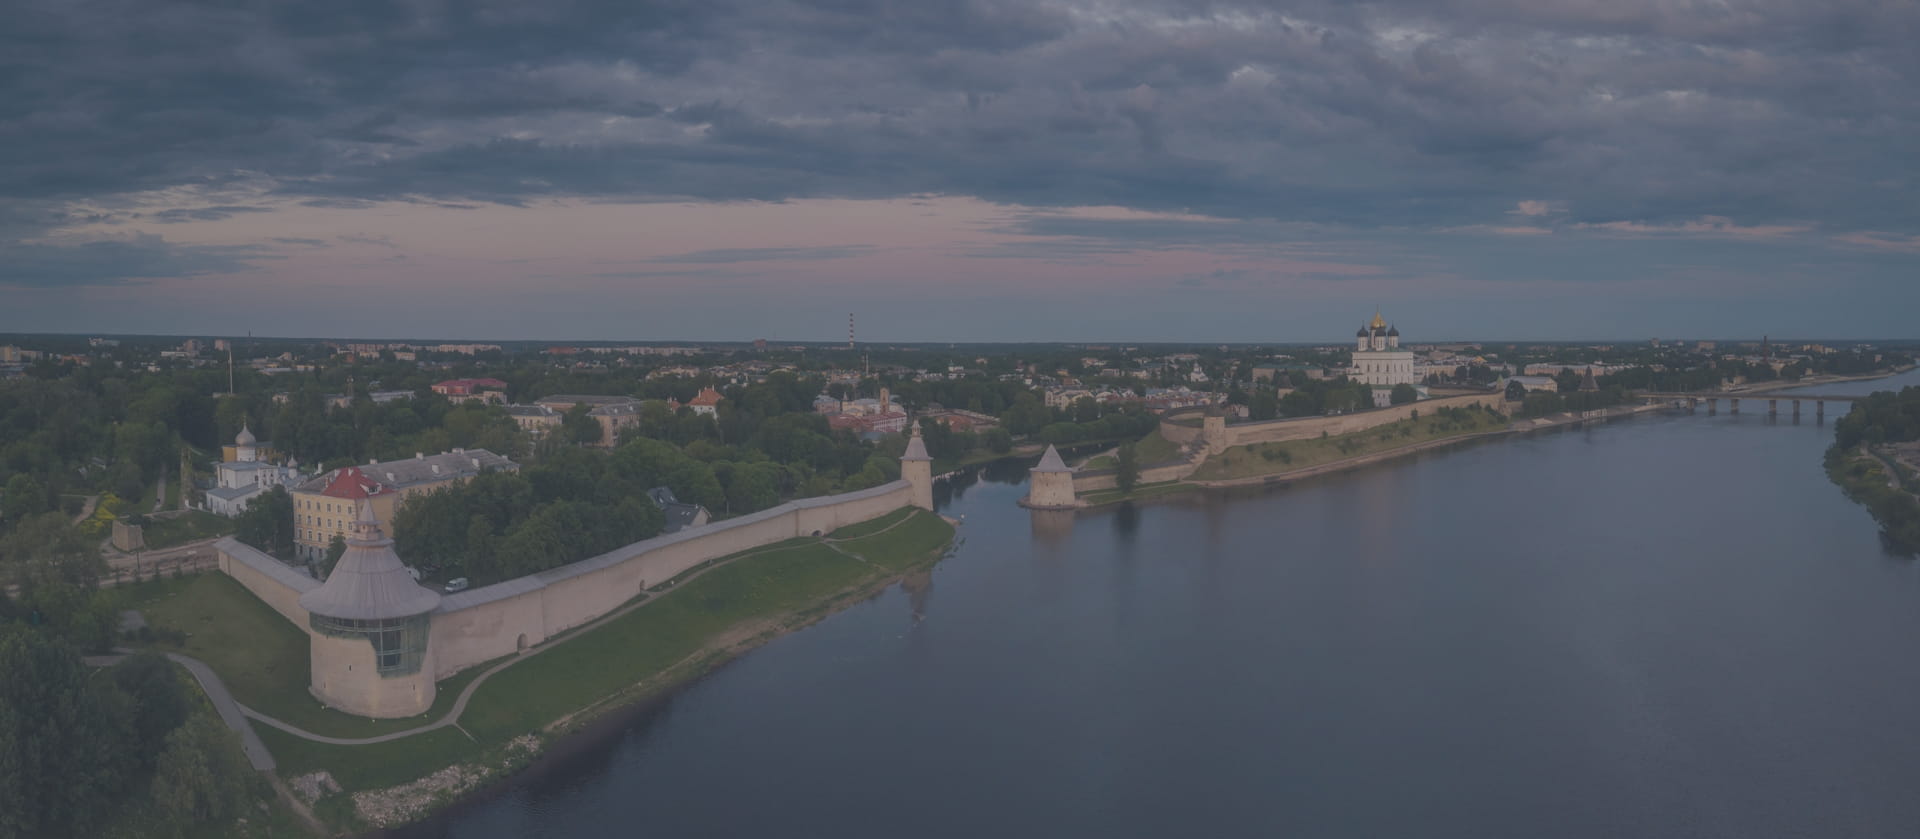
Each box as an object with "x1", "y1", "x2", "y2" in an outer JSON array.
[{"x1": 409, "y1": 377, "x2": 1920, "y2": 839}]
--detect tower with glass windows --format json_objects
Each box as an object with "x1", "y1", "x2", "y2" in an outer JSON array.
[{"x1": 297, "y1": 501, "x2": 442, "y2": 718}]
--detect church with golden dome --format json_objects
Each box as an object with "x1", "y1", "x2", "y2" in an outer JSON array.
[{"x1": 1354, "y1": 310, "x2": 1418, "y2": 406}]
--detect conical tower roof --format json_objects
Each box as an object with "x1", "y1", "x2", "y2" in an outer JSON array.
[
  {"x1": 298, "y1": 501, "x2": 441, "y2": 620},
  {"x1": 901, "y1": 424, "x2": 932, "y2": 462},
  {"x1": 1033, "y1": 444, "x2": 1072, "y2": 473}
]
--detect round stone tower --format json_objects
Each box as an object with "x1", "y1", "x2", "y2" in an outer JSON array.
[
  {"x1": 901, "y1": 424, "x2": 934, "y2": 511},
  {"x1": 297, "y1": 501, "x2": 442, "y2": 718},
  {"x1": 1023, "y1": 444, "x2": 1078, "y2": 509}
]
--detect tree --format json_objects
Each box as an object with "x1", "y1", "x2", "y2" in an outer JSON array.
[
  {"x1": 1249, "y1": 390, "x2": 1279, "y2": 421},
  {"x1": 149, "y1": 714, "x2": 260, "y2": 837},
  {"x1": 1390, "y1": 384, "x2": 1419, "y2": 405},
  {"x1": 322, "y1": 534, "x2": 347, "y2": 578},
  {"x1": 562, "y1": 404, "x2": 603, "y2": 445},
  {"x1": 1, "y1": 474, "x2": 49, "y2": 524},
  {"x1": 233, "y1": 486, "x2": 294, "y2": 559},
  {"x1": 983, "y1": 427, "x2": 1013, "y2": 454},
  {"x1": 1116, "y1": 443, "x2": 1140, "y2": 495},
  {"x1": 0, "y1": 628, "x2": 134, "y2": 839},
  {"x1": 108, "y1": 653, "x2": 192, "y2": 774},
  {"x1": 1505, "y1": 379, "x2": 1528, "y2": 402}
]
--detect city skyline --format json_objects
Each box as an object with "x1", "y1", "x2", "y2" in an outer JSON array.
[{"x1": 3, "y1": 0, "x2": 1916, "y2": 341}]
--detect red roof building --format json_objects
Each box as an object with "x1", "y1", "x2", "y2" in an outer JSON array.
[
  {"x1": 688, "y1": 386, "x2": 724, "y2": 415},
  {"x1": 431, "y1": 378, "x2": 508, "y2": 396},
  {"x1": 319, "y1": 466, "x2": 393, "y2": 500}
]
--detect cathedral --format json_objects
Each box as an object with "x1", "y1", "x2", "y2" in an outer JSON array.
[{"x1": 1354, "y1": 310, "x2": 1419, "y2": 407}]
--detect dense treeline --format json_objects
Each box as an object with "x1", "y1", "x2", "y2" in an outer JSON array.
[
  {"x1": 1833, "y1": 387, "x2": 1920, "y2": 449},
  {"x1": 0, "y1": 631, "x2": 263, "y2": 839},
  {"x1": 1826, "y1": 387, "x2": 1920, "y2": 555}
]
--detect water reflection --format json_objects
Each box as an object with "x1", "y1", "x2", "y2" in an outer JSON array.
[{"x1": 1029, "y1": 508, "x2": 1075, "y2": 551}]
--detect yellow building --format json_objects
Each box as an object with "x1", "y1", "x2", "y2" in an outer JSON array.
[{"x1": 291, "y1": 449, "x2": 517, "y2": 561}]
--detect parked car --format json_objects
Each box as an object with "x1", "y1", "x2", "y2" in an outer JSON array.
[{"x1": 446, "y1": 577, "x2": 469, "y2": 593}]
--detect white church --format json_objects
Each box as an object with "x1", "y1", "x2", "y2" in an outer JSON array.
[
  {"x1": 205, "y1": 425, "x2": 304, "y2": 517},
  {"x1": 1353, "y1": 310, "x2": 1423, "y2": 407}
]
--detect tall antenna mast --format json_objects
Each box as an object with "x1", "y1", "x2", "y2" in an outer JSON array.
[
  {"x1": 228, "y1": 344, "x2": 235, "y2": 395},
  {"x1": 848, "y1": 312, "x2": 855, "y2": 351}
]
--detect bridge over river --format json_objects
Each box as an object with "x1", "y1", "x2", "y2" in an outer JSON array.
[{"x1": 1635, "y1": 390, "x2": 1863, "y2": 417}]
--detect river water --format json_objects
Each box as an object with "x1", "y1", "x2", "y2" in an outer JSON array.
[{"x1": 400, "y1": 371, "x2": 1920, "y2": 839}]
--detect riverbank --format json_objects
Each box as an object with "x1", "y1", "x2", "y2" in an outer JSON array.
[
  {"x1": 1076, "y1": 403, "x2": 1661, "y2": 507},
  {"x1": 136, "y1": 507, "x2": 956, "y2": 836}
]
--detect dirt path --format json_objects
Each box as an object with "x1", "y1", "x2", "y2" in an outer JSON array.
[{"x1": 70, "y1": 494, "x2": 99, "y2": 523}]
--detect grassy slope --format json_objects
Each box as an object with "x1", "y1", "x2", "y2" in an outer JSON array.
[
  {"x1": 133, "y1": 574, "x2": 488, "y2": 739},
  {"x1": 254, "y1": 507, "x2": 954, "y2": 792},
  {"x1": 1189, "y1": 409, "x2": 1506, "y2": 481},
  {"x1": 1082, "y1": 428, "x2": 1182, "y2": 470}
]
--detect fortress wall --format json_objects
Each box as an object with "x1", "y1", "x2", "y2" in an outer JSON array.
[
  {"x1": 214, "y1": 538, "x2": 315, "y2": 627},
  {"x1": 429, "y1": 587, "x2": 550, "y2": 678},
  {"x1": 1070, "y1": 457, "x2": 1200, "y2": 493},
  {"x1": 793, "y1": 483, "x2": 914, "y2": 536},
  {"x1": 532, "y1": 506, "x2": 802, "y2": 640},
  {"x1": 1158, "y1": 413, "x2": 1206, "y2": 445},
  {"x1": 427, "y1": 481, "x2": 916, "y2": 677},
  {"x1": 1217, "y1": 392, "x2": 1507, "y2": 449}
]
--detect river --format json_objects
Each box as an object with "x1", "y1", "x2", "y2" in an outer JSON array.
[{"x1": 397, "y1": 370, "x2": 1920, "y2": 838}]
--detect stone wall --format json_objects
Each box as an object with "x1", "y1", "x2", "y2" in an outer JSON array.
[
  {"x1": 1070, "y1": 454, "x2": 1204, "y2": 492},
  {"x1": 218, "y1": 482, "x2": 920, "y2": 684},
  {"x1": 1207, "y1": 391, "x2": 1506, "y2": 450},
  {"x1": 426, "y1": 480, "x2": 915, "y2": 678},
  {"x1": 214, "y1": 537, "x2": 316, "y2": 626}
]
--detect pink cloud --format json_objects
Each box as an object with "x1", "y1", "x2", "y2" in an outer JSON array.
[
  {"x1": 1833, "y1": 232, "x2": 1920, "y2": 253},
  {"x1": 1573, "y1": 216, "x2": 1811, "y2": 239}
]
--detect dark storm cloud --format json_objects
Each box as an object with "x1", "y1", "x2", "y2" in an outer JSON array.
[
  {"x1": 148, "y1": 206, "x2": 275, "y2": 223},
  {"x1": 3, "y1": 0, "x2": 1917, "y2": 252},
  {"x1": 0, "y1": 234, "x2": 268, "y2": 288}
]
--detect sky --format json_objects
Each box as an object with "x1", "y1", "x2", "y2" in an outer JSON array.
[{"x1": 2, "y1": 0, "x2": 1916, "y2": 343}]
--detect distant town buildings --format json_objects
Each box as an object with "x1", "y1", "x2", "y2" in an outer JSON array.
[
  {"x1": 432, "y1": 378, "x2": 508, "y2": 404},
  {"x1": 533, "y1": 395, "x2": 644, "y2": 445}
]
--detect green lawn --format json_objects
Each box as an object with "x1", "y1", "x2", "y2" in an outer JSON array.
[
  {"x1": 152, "y1": 507, "x2": 954, "y2": 804},
  {"x1": 1082, "y1": 428, "x2": 1182, "y2": 470},
  {"x1": 132, "y1": 573, "x2": 488, "y2": 739},
  {"x1": 1189, "y1": 408, "x2": 1507, "y2": 481},
  {"x1": 255, "y1": 724, "x2": 484, "y2": 793},
  {"x1": 823, "y1": 506, "x2": 915, "y2": 540},
  {"x1": 461, "y1": 507, "x2": 952, "y2": 743},
  {"x1": 460, "y1": 540, "x2": 875, "y2": 741},
  {"x1": 142, "y1": 510, "x2": 234, "y2": 548}
]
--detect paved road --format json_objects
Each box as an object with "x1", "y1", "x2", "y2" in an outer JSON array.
[{"x1": 85, "y1": 650, "x2": 275, "y2": 771}]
